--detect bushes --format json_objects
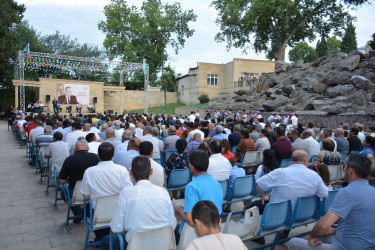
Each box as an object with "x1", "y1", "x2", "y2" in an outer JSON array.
[{"x1": 197, "y1": 94, "x2": 210, "y2": 104}]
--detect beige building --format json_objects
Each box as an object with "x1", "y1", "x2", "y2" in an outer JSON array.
[
  {"x1": 13, "y1": 78, "x2": 178, "y2": 113},
  {"x1": 177, "y1": 58, "x2": 275, "y2": 105}
]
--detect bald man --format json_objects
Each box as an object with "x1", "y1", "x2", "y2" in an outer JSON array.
[
  {"x1": 186, "y1": 133, "x2": 202, "y2": 154},
  {"x1": 334, "y1": 128, "x2": 349, "y2": 153},
  {"x1": 164, "y1": 126, "x2": 180, "y2": 152},
  {"x1": 257, "y1": 150, "x2": 328, "y2": 209}
]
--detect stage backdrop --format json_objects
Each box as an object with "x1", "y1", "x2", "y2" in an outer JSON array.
[{"x1": 57, "y1": 83, "x2": 90, "y2": 105}]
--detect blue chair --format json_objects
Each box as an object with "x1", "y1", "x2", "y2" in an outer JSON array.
[
  {"x1": 218, "y1": 179, "x2": 230, "y2": 203},
  {"x1": 109, "y1": 230, "x2": 124, "y2": 250},
  {"x1": 279, "y1": 159, "x2": 292, "y2": 168},
  {"x1": 232, "y1": 145, "x2": 237, "y2": 154},
  {"x1": 309, "y1": 155, "x2": 318, "y2": 163},
  {"x1": 349, "y1": 150, "x2": 359, "y2": 155},
  {"x1": 164, "y1": 150, "x2": 177, "y2": 165},
  {"x1": 167, "y1": 168, "x2": 191, "y2": 192},
  {"x1": 228, "y1": 175, "x2": 255, "y2": 204},
  {"x1": 153, "y1": 158, "x2": 162, "y2": 165},
  {"x1": 289, "y1": 196, "x2": 320, "y2": 229},
  {"x1": 320, "y1": 190, "x2": 339, "y2": 217},
  {"x1": 54, "y1": 166, "x2": 63, "y2": 209},
  {"x1": 254, "y1": 200, "x2": 292, "y2": 250},
  {"x1": 340, "y1": 152, "x2": 348, "y2": 166},
  {"x1": 61, "y1": 182, "x2": 84, "y2": 233},
  {"x1": 38, "y1": 150, "x2": 50, "y2": 182},
  {"x1": 45, "y1": 163, "x2": 56, "y2": 193}
]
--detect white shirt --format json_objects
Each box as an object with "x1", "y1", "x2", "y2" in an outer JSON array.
[
  {"x1": 135, "y1": 128, "x2": 143, "y2": 138},
  {"x1": 139, "y1": 134, "x2": 164, "y2": 159},
  {"x1": 115, "y1": 128, "x2": 124, "y2": 141},
  {"x1": 187, "y1": 232, "x2": 247, "y2": 250},
  {"x1": 110, "y1": 180, "x2": 177, "y2": 242},
  {"x1": 115, "y1": 140, "x2": 129, "y2": 154},
  {"x1": 88, "y1": 141, "x2": 102, "y2": 155},
  {"x1": 256, "y1": 164, "x2": 328, "y2": 209},
  {"x1": 150, "y1": 159, "x2": 165, "y2": 187},
  {"x1": 80, "y1": 161, "x2": 133, "y2": 207},
  {"x1": 46, "y1": 140, "x2": 69, "y2": 165},
  {"x1": 304, "y1": 136, "x2": 321, "y2": 157},
  {"x1": 188, "y1": 114, "x2": 196, "y2": 122},
  {"x1": 358, "y1": 132, "x2": 365, "y2": 143},
  {"x1": 291, "y1": 115, "x2": 298, "y2": 126},
  {"x1": 90, "y1": 127, "x2": 101, "y2": 134},
  {"x1": 29, "y1": 126, "x2": 44, "y2": 143},
  {"x1": 17, "y1": 119, "x2": 26, "y2": 129},
  {"x1": 66, "y1": 130, "x2": 87, "y2": 154},
  {"x1": 208, "y1": 154, "x2": 232, "y2": 181},
  {"x1": 186, "y1": 129, "x2": 205, "y2": 142}
]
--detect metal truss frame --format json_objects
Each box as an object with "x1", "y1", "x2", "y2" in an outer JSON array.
[{"x1": 14, "y1": 50, "x2": 149, "y2": 113}]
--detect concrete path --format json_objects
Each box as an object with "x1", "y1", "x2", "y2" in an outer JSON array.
[{"x1": 0, "y1": 120, "x2": 312, "y2": 249}]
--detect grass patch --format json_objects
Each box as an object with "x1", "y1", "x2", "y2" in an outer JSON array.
[{"x1": 128, "y1": 102, "x2": 208, "y2": 115}]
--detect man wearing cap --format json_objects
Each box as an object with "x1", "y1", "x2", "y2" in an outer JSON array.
[{"x1": 212, "y1": 125, "x2": 229, "y2": 141}]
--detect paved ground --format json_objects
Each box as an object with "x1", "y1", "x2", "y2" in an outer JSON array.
[{"x1": 0, "y1": 120, "x2": 312, "y2": 249}]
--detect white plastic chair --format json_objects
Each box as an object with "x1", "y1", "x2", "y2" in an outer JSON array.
[
  {"x1": 72, "y1": 180, "x2": 84, "y2": 205},
  {"x1": 127, "y1": 225, "x2": 176, "y2": 250},
  {"x1": 221, "y1": 206, "x2": 260, "y2": 241},
  {"x1": 241, "y1": 151, "x2": 258, "y2": 170},
  {"x1": 177, "y1": 223, "x2": 198, "y2": 250},
  {"x1": 328, "y1": 164, "x2": 341, "y2": 183}
]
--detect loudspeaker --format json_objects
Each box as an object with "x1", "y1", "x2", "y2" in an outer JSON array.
[
  {"x1": 93, "y1": 97, "x2": 97, "y2": 104},
  {"x1": 46, "y1": 95, "x2": 50, "y2": 102}
]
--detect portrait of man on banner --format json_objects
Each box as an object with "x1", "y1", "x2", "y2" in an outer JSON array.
[{"x1": 57, "y1": 84, "x2": 89, "y2": 105}]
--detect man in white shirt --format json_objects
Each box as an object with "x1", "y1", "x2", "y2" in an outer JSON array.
[
  {"x1": 29, "y1": 120, "x2": 44, "y2": 144},
  {"x1": 80, "y1": 142, "x2": 133, "y2": 242},
  {"x1": 290, "y1": 111, "x2": 298, "y2": 127},
  {"x1": 135, "y1": 122, "x2": 143, "y2": 138},
  {"x1": 257, "y1": 150, "x2": 328, "y2": 210},
  {"x1": 302, "y1": 130, "x2": 321, "y2": 158},
  {"x1": 186, "y1": 123, "x2": 205, "y2": 142},
  {"x1": 17, "y1": 115, "x2": 26, "y2": 130},
  {"x1": 86, "y1": 133, "x2": 102, "y2": 155},
  {"x1": 139, "y1": 141, "x2": 164, "y2": 187},
  {"x1": 187, "y1": 200, "x2": 247, "y2": 250},
  {"x1": 139, "y1": 126, "x2": 164, "y2": 159},
  {"x1": 188, "y1": 111, "x2": 196, "y2": 123},
  {"x1": 105, "y1": 155, "x2": 176, "y2": 249},
  {"x1": 45, "y1": 132, "x2": 69, "y2": 167},
  {"x1": 66, "y1": 122, "x2": 86, "y2": 154},
  {"x1": 207, "y1": 140, "x2": 232, "y2": 181},
  {"x1": 90, "y1": 122, "x2": 101, "y2": 134}
]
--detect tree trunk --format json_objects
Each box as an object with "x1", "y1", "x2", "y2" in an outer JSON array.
[
  {"x1": 164, "y1": 82, "x2": 167, "y2": 109},
  {"x1": 275, "y1": 40, "x2": 287, "y2": 61}
]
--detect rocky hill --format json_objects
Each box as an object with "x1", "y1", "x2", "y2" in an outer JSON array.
[{"x1": 208, "y1": 51, "x2": 375, "y2": 115}]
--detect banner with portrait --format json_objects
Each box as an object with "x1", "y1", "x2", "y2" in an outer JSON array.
[{"x1": 57, "y1": 84, "x2": 90, "y2": 105}]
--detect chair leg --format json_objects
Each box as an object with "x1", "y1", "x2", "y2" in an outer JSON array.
[
  {"x1": 65, "y1": 206, "x2": 72, "y2": 233},
  {"x1": 270, "y1": 231, "x2": 282, "y2": 250},
  {"x1": 83, "y1": 228, "x2": 90, "y2": 250}
]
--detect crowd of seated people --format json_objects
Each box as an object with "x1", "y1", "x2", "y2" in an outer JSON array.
[{"x1": 8, "y1": 108, "x2": 375, "y2": 249}]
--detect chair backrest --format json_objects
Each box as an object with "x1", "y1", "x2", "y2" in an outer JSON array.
[
  {"x1": 340, "y1": 152, "x2": 348, "y2": 165},
  {"x1": 167, "y1": 168, "x2": 191, "y2": 189},
  {"x1": 290, "y1": 196, "x2": 319, "y2": 227},
  {"x1": 93, "y1": 194, "x2": 119, "y2": 228},
  {"x1": 309, "y1": 155, "x2": 318, "y2": 163},
  {"x1": 257, "y1": 151, "x2": 264, "y2": 164},
  {"x1": 154, "y1": 158, "x2": 162, "y2": 165},
  {"x1": 72, "y1": 180, "x2": 84, "y2": 205},
  {"x1": 328, "y1": 165, "x2": 341, "y2": 183},
  {"x1": 54, "y1": 166, "x2": 60, "y2": 185},
  {"x1": 349, "y1": 150, "x2": 359, "y2": 155},
  {"x1": 165, "y1": 151, "x2": 177, "y2": 160},
  {"x1": 177, "y1": 224, "x2": 198, "y2": 250},
  {"x1": 279, "y1": 159, "x2": 292, "y2": 168},
  {"x1": 321, "y1": 190, "x2": 339, "y2": 216},
  {"x1": 218, "y1": 179, "x2": 230, "y2": 201},
  {"x1": 242, "y1": 151, "x2": 258, "y2": 167},
  {"x1": 128, "y1": 225, "x2": 176, "y2": 250},
  {"x1": 258, "y1": 200, "x2": 291, "y2": 236},
  {"x1": 230, "y1": 175, "x2": 255, "y2": 200},
  {"x1": 232, "y1": 145, "x2": 237, "y2": 154}
]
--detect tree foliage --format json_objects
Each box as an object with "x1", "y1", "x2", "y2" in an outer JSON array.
[
  {"x1": 98, "y1": 0, "x2": 197, "y2": 82},
  {"x1": 211, "y1": 0, "x2": 363, "y2": 61},
  {"x1": 326, "y1": 36, "x2": 342, "y2": 55},
  {"x1": 316, "y1": 36, "x2": 328, "y2": 58},
  {"x1": 340, "y1": 21, "x2": 357, "y2": 53},
  {"x1": 289, "y1": 42, "x2": 318, "y2": 63},
  {"x1": 370, "y1": 33, "x2": 375, "y2": 50}
]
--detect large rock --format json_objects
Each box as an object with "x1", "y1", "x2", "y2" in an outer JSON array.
[
  {"x1": 322, "y1": 103, "x2": 350, "y2": 114},
  {"x1": 326, "y1": 85, "x2": 355, "y2": 98},
  {"x1": 282, "y1": 85, "x2": 295, "y2": 95},
  {"x1": 293, "y1": 60, "x2": 304, "y2": 68},
  {"x1": 326, "y1": 74, "x2": 350, "y2": 86},
  {"x1": 347, "y1": 90, "x2": 368, "y2": 106},
  {"x1": 275, "y1": 61, "x2": 290, "y2": 73},
  {"x1": 300, "y1": 63, "x2": 311, "y2": 71},
  {"x1": 262, "y1": 95, "x2": 289, "y2": 112},
  {"x1": 341, "y1": 55, "x2": 361, "y2": 72},
  {"x1": 350, "y1": 75, "x2": 375, "y2": 90},
  {"x1": 311, "y1": 82, "x2": 327, "y2": 93},
  {"x1": 330, "y1": 52, "x2": 347, "y2": 65},
  {"x1": 256, "y1": 84, "x2": 269, "y2": 92}
]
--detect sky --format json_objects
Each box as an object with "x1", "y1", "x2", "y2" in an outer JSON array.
[{"x1": 17, "y1": 0, "x2": 375, "y2": 75}]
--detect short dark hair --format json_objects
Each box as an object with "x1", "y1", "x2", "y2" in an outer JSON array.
[
  {"x1": 275, "y1": 126, "x2": 286, "y2": 137},
  {"x1": 189, "y1": 150, "x2": 209, "y2": 172},
  {"x1": 53, "y1": 131, "x2": 63, "y2": 141},
  {"x1": 192, "y1": 200, "x2": 220, "y2": 228},
  {"x1": 346, "y1": 154, "x2": 371, "y2": 179},
  {"x1": 131, "y1": 156, "x2": 151, "y2": 180},
  {"x1": 209, "y1": 140, "x2": 222, "y2": 154},
  {"x1": 322, "y1": 139, "x2": 335, "y2": 152},
  {"x1": 86, "y1": 133, "x2": 96, "y2": 143},
  {"x1": 350, "y1": 127, "x2": 359, "y2": 135},
  {"x1": 176, "y1": 139, "x2": 187, "y2": 154},
  {"x1": 139, "y1": 141, "x2": 153, "y2": 156},
  {"x1": 98, "y1": 142, "x2": 114, "y2": 161}
]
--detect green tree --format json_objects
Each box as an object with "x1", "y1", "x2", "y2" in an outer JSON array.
[
  {"x1": 370, "y1": 33, "x2": 375, "y2": 50},
  {"x1": 0, "y1": 0, "x2": 25, "y2": 109},
  {"x1": 316, "y1": 36, "x2": 328, "y2": 58},
  {"x1": 340, "y1": 21, "x2": 357, "y2": 53},
  {"x1": 326, "y1": 36, "x2": 341, "y2": 55},
  {"x1": 158, "y1": 65, "x2": 177, "y2": 108},
  {"x1": 98, "y1": 0, "x2": 197, "y2": 84},
  {"x1": 211, "y1": 0, "x2": 364, "y2": 61},
  {"x1": 289, "y1": 42, "x2": 318, "y2": 63}
]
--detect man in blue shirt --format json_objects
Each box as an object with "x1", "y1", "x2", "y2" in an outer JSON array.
[
  {"x1": 174, "y1": 150, "x2": 223, "y2": 235},
  {"x1": 113, "y1": 138, "x2": 140, "y2": 171},
  {"x1": 287, "y1": 154, "x2": 375, "y2": 250}
]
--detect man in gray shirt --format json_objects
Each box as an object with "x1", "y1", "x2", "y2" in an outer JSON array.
[
  {"x1": 164, "y1": 126, "x2": 179, "y2": 152},
  {"x1": 249, "y1": 125, "x2": 260, "y2": 142},
  {"x1": 287, "y1": 129, "x2": 309, "y2": 153},
  {"x1": 334, "y1": 128, "x2": 349, "y2": 153},
  {"x1": 104, "y1": 127, "x2": 122, "y2": 147}
]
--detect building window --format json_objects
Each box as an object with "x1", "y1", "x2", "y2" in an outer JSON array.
[
  {"x1": 193, "y1": 75, "x2": 197, "y2": 85},
  {"x1": 207, "y1": 74, "x2": 218, "y2": 85}
]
